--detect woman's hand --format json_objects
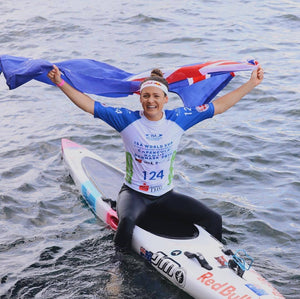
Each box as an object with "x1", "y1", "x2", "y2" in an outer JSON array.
[
  {"x1": 47, "y1": 64, "x2": 95, "y2": 115},
  {"x1": 47, "y1": 65, "x2": 63, "y2": 85},
  {"x1": 250, "y1": 65, "x2": 264, "y2": 87},
  {"x1": 213, "y1": 65, "x2": 264, "y2": 115}
]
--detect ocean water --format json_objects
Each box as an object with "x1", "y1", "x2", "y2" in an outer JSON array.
[{"x1": 0, "y1": 0, "x2": 299, "y2": 298}]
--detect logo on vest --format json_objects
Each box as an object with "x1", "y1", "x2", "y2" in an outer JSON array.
[{"x1": 145, "y1": 133, "x2": 163, "y2": 141}]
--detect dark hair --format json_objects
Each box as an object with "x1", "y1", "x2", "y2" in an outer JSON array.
[{"x1": 141, "y1": 68, "x2": 169, "y2": 92}]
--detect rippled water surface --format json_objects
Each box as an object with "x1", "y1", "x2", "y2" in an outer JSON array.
[{"x1": 0, "y1": 0, "x2": 299, "y2": 298}]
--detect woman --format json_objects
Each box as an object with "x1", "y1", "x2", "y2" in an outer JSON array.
[{"x1": 48, "y1": 65, "x2": 264, "y2": 251}]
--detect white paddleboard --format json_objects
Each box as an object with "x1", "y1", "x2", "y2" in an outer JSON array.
[{"x1": 61, "y1": 138, "x2": 284, "y2": 299}]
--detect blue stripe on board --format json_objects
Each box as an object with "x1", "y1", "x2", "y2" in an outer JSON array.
[{"x1": 81, "y1": 181, "x2": 100, "y2": 212}]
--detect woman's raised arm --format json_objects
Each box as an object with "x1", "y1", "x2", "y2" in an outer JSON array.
[
  {"x1": 213, "y1": 66, "x2": 264, "y2": 115},
  {"x1": 48, "y1": 65, "x2": 95, "y2": 115}
]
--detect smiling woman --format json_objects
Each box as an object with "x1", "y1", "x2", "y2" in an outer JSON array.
[
  {"x1": 139, "y1": 69, "x2": 169, "y2": 121},
  {"x1": 0, "y1": 0, "x2": 298, "y2": 296},
  {"x1": 47, "y1": 64, "x2": 263, "y2": 252}
]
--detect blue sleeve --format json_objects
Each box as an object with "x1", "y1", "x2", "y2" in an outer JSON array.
[
  {"x1": 94, "y1": 101, "x2": 140, "y2": 132},
  {"x1": 165, "y1": 103, "x2": 214, "y2": 131}
]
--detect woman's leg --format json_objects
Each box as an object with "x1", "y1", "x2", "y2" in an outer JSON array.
[
  {"x1": 113, "y1": 185, "x2": 147, "y2": 251},
  {"x1": 156, "y1": 190, "x2": 222, "y2": 241}
]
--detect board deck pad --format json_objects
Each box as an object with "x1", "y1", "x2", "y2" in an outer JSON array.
[
  {"x1": 82, "y1": 156, "x2": 123, "y2": 201},
  {"x1": 81, "y1": 156, "x2": 199, "y2": 239}
]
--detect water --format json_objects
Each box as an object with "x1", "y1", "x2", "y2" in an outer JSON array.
[{"x1": 0, "y1": 0, "x2": 299, "y2": 298}]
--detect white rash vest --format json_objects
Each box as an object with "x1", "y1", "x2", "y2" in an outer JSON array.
[{"x1": 94, "y1": 102, "x2": 214, "y2": 196}]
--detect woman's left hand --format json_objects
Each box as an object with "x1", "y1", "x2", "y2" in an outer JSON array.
[{"x1": 250, "y1": 65, "x2": 264, "y2": 87}]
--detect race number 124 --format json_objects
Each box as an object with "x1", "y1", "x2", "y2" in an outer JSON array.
[{"x1": 143, "y1": 170, "x2": 164, "y2": 180}]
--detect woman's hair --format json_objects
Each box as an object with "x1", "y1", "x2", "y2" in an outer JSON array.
[{"x1": 141, "y1": 68, "x2": 169, "y2": 91}]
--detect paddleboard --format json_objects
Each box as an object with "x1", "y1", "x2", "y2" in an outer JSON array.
[{"x1": 61, "y1": 138, "x2": 284, "y2": 299}]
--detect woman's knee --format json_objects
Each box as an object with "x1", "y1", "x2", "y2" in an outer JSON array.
[
  {"x1": 206, "y1": 211, "x2": 222, "y2": 241},
  {"x1": 119, "y1": 216, "x2": 136, "y2": 230},
  {"x1": 213, "y1": 211, "x2": 222, "y2": 226}
]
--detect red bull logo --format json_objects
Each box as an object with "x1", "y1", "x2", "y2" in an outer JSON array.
[{"x1": 197, "y1": 272, "x2": 252, "y2": 299}]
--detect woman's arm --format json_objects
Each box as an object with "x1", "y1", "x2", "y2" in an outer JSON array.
[
  {"x1": 213, "y1": 66, "x2": 264, "y2": 115},
  {"x1": 47, "y1": 65, "x2": 95, "y2": 115}
]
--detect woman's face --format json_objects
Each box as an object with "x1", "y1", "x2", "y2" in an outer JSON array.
[{"x1": 140, "y1": 86, "x2": 168, "y2": 121}]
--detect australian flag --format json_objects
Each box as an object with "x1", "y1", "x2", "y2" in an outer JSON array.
[{"x1": 0, "y1": 55, "x2": 258, "y2": 107}]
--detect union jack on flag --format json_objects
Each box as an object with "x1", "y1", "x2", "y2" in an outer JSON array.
[{"x1": 0, "y1": 55, "x2": 258, "y2": 107}]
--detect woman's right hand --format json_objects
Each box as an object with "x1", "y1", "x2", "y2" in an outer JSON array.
[
  {"x1": 47, "y1": 65, "x2": 63, "y2": 85},
  {"x1": 47, "y1": 64, "x2": 95, "y2": 115}
]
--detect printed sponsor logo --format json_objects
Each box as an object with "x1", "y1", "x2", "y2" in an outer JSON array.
[
  {"x1": 245, "y1": 284, "x2": 268, "y2": 296},
  {"x1": 149, "y1": 185, "x2": 162, "y2": 193},
  {"x1": 196, "y1": 104, "x2": 209, "y2": 112},
  {"x1": 139, "y1": 183, "x2": 149, "y2": 192},
  {"x1": 197, "y1": 272, "x2": 252, "y2": 299},
  {"x1": 140, "y1": 247, "x2": 153, "y2": 263},
  {"x1": 143, "y1": 81, "x2": 163, "y2": 87},
  {"x1": 139, "y1": 183, "x2": 162, "y2": 193},
  {"x1": 151, "y1": 251, "x2": 186, "y2": 287},
  {"x1": 215, "y1": 255, "x2": 228, "y2": 267},
  {"x1": 145, "y1": 133, "x2": 163, "y2": 141},
  {"x1": 171, "y1": 250, "x2": 182, "y2": 256}
]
